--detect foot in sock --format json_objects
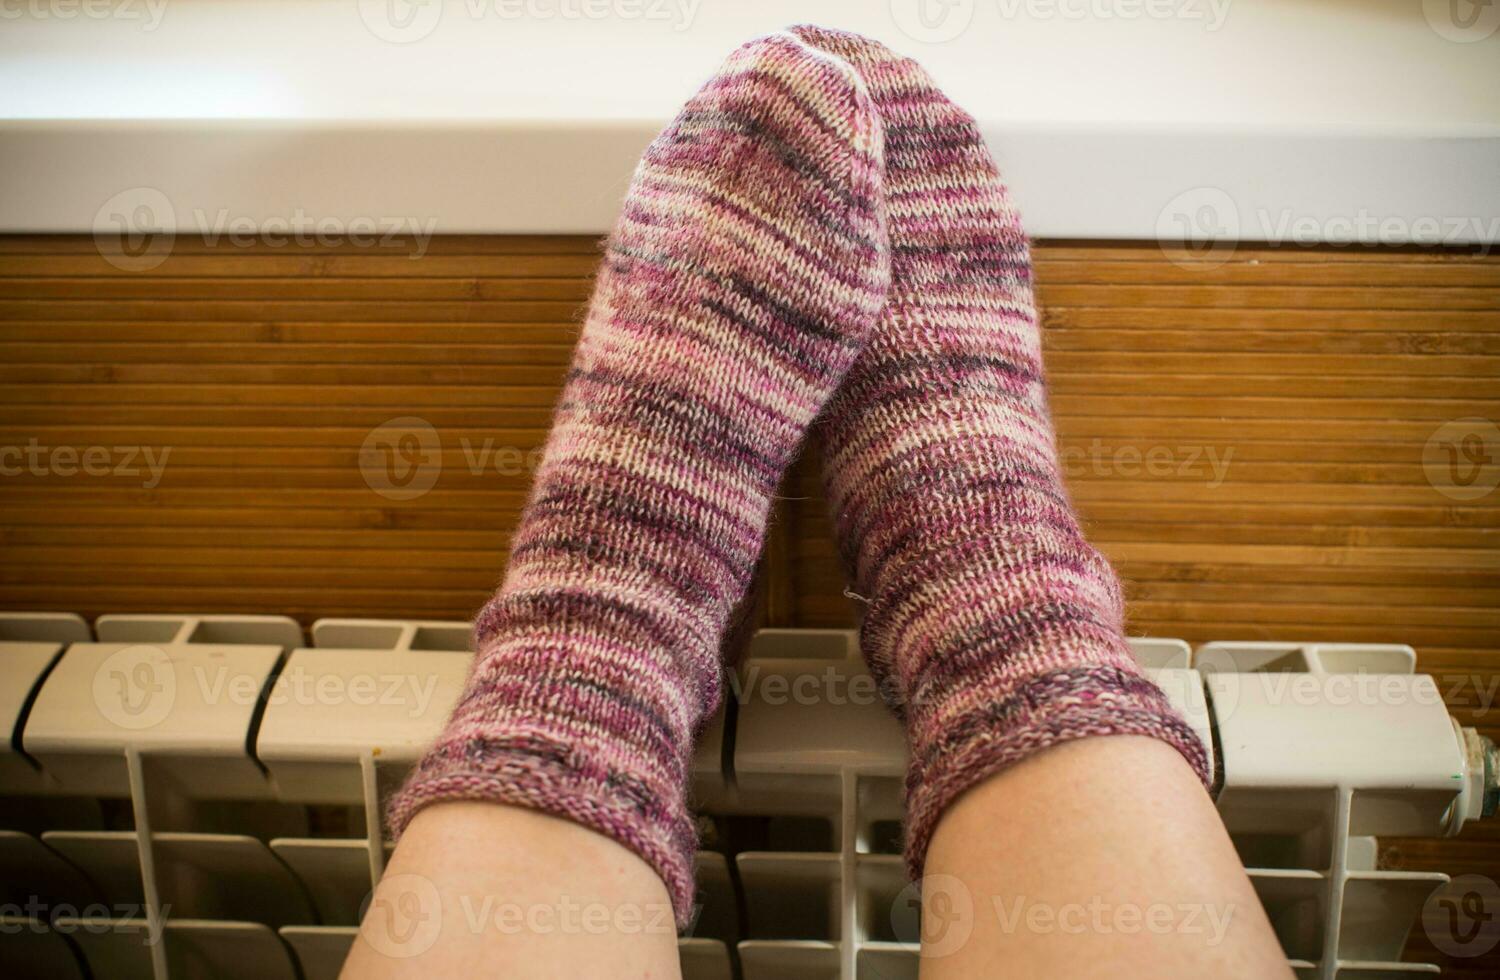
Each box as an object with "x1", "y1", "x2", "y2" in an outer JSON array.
[
  {"x1": 385, "y1": 32, "x2": 887, "y2": 926},
  {"x1": 788, "y1": 25, "x2": 1211, "y2": 879}
]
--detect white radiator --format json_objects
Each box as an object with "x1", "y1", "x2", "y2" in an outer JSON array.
[{"x1": 1, "y1": 611, "x2": 1493, "y2": 979}]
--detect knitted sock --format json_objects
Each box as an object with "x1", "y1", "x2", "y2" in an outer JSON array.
[
  {"x1": 788, "y1": 26, "x2": 1211, "y2": 880},
  {"x1": 385, "y1": 32, "x2": 887, "y2": 927}
]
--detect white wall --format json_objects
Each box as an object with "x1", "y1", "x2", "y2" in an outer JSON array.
[{"x1": 1, "y1": 0, "x2": 1496, "y2": 240}]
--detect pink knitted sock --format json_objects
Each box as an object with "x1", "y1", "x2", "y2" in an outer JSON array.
[
  {"x1": 386, "y1": 32, "x2": 887, "y2": 926},
  {"x1": 789, "y1": 26, "x2": 1211, "y2": 879}
]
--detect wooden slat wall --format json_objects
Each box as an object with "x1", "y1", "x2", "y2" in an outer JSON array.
[{"x1": 1, "y1": 235, "x2": 1497, "y2": 970}]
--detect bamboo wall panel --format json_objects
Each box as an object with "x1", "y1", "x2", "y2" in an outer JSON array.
[{"x1": 0, "y1": 235, "x2": 1497, "y2": 970}]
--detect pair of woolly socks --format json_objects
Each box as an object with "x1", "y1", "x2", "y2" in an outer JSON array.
[{"x1": 387, "y1": 26, "x2": 1209, "y2": 926}]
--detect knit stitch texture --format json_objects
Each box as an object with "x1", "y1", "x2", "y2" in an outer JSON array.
[
  {"x1": 385, "y1": 31, "x2": 888, "y2": 927},
  {"x1": 789, "y1": 25, "x2": 1213, "y2": 881}
]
